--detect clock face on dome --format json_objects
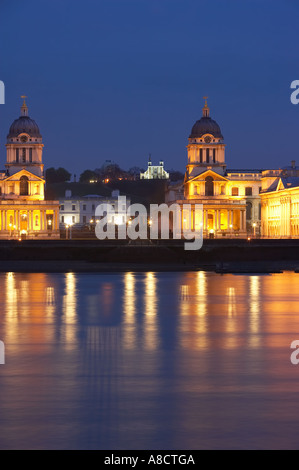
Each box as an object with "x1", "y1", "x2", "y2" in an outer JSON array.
[
  {"x1": 20, "y1": 135, "x2": 28, "y2": 143},
  {"x1": 204, "y1": 136, "x2": 212, "y2": 143}
]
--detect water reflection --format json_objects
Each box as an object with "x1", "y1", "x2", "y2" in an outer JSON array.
[
  {"x1": 1, "y1": 271, "x2": 299, "y2": 449},
  {"x1": 144, "y1": 272, "x2": 158, "y2": 350},
  {"x1": 123, "y1": 272, "x2": 137, "y2": 350}
]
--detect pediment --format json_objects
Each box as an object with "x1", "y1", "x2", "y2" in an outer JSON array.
[
  {"x1": 187, "y1": 169, "x2": 229, "y2": 183},
  {"x1": 4, "y1": 169, "x2": 45, "y2": 182},
  {"x1": 276, "y1": 179, "x2": 285, "y2": 191}
]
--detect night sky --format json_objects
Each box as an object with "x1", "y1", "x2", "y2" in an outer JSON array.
[{"x1": 0, "y1": 0, "x2": 298, "y2": 178}]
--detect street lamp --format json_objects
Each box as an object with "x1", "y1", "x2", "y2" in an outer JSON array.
[
  {"x1": 9, "y1": 223, "x2": 12, "y2": 237},
  {"x1": 65, "y1": 224, "x2": 69, "y2": 239}
]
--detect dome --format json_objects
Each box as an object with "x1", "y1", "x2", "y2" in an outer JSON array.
[
  {"x1": 189, "y1": 116, "x2": 223, "y2": 139},
  {"x1": 7, "y1": 116, "x2": 42, "y2": 139}
]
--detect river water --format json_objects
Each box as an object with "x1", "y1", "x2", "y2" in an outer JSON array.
[{"x1": 0, "y1": 271, "x2": 299, "y2": 449}]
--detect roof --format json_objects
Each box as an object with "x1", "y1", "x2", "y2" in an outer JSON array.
[
  {"x1": 189, "y1": 116, "x2": 223, "y2": 139},
  {"x1": 280, "y1": 177, "x2": 299, "y2": 189},
  {"x1": 226, "y1": 169, "x2": 263, "y2": 173},
  {"x1": 7, "y1": 116, "x2": 42, "y2": 139}
]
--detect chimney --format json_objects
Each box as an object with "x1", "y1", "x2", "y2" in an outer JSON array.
[{"x1": 291, "y1": 160, "x2": 296, "y2": 169}]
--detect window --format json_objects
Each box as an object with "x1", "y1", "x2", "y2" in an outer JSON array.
[
  {"x1": 206, "y1": 149, "x2": 210, "y2": 164},
  {"x1": 16, "y1": 148, "x2": 19, "y2": 163},
  {"x1": 259, "y1": 187, "x2": 262, "y2": 193},
  {"x1": 232, "y1": 187, "x2": 239, "y2": 196},
  {"x1": 20, "y1": 176, "x2": 29, "y2": 196},
  {"x1": 9, "y1": 184, "x2": 14, "y2": 194},
  {"x1": 72, "y1": 205, "x2": 76, "y2": 211},
  {"x1": 245, "y1": 187, "x2": 252, "y2": 196},
  {"x1": 29, "y1": 148, "x2": 33, "y2": 163},
  {"x1": 72, "y1": 216, "x2": 75, "y2": 224},
  {"x1": 213, "y1": 149, "x2": 216, "y2": 163},
  {"x1": 83, "y1": 216, "x2": 87, "y2": 224},
  {"x1": 92, "y1": 204, "x2": 95, "y2": 211},
  {"x1": 200, "y1": 149, "x2": 203, "y2": 163},
  {"x1": 83, "y1": 204, "x2": 86, "y2": 211},
  {"x1": 35, "y1": 215, "x2": 39, "y2": 227},
  {"x1": 61, "y1": 205, "x2": 64, "y2": 211},
  {"x1": 246, "y1": 201, "x2": 252, "y2": 220},
  {"x1": 61, "y1": 216, "x2": 64, "y2": 223},
  {"x1": 22, "y1": 148, "x2": 26, "y2": 163},
  {"x1": 205, "y1": 176, "x2": 214, "y2": 196},
  {"x1": 220, "y1": 185, "x2": 225, "y2": 195}
]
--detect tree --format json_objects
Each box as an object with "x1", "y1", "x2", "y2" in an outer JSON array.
[
  {"x1": 169, "y1": 170, "x2": 185, "y2": 182},
  {"x1": 79, "y1": 170, "x2": 99, "y2": 183},
  {"x1": 46, "y1": 167, "x2": 71, "y2": 184}
]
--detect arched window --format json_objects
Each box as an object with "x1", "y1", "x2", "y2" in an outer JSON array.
[
  {"x1": 205, "y1": 176, "x2": 214, "y2": 196},
  {"x1": 20, "y1": 176, "x2": 29, "y2": 196},
  {"x1": 246, "y1": 201, "x2": 252, "y2": 220}
]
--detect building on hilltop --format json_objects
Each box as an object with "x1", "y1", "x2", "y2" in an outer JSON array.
[
  {"x1": 140, "y1": 156, "x2": 170, "y2": 180},
  {"x1": 0, "y1": 97, "x2": 60, "y2": 239}
]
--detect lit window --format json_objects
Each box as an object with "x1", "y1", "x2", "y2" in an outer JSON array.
[{"x1": 232, "y1": 187, "x2": 239, "y2": 196}]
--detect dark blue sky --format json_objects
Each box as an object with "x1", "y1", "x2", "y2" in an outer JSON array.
[{"x1": 0, "y1": 0, "x2": 298, "y2": 177}]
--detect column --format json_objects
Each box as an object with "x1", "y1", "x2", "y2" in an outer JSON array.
[
  {"x1": 218, "y1": 210, "x2": 221, "y2": 231},
  {"x1": 28, "y1": 210, "x2": 31, "y2": 231},
  {"x1": 44, "y1": 211, "x2": 47, "y2": 231},
  {"x1": 205, "y1": 210, "x2": 208, "y2": 231},
  {"x1": 55, "y1": 209, "x2": 59, "y2": 231}
]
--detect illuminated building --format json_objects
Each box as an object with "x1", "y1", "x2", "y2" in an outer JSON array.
[
  {"x1": 166, "y1": 98, "x2": 262, "y2": 238},
  {"x1": 59, "y1": 190, "x2": 131, "y2": 227},
  {"x1": 140, "y1": 157, "x2": 169, "y2": 180},
  {"x1": 261, "y1": 163, "x2": 299, "y2": 238},
  {"x1": 0, "y1": 97, "x2": 60, "y2": 239}
]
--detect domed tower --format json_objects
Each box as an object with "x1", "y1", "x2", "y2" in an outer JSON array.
[
  {"x1": 186, "y1": 98, "x2": 226, "y2": 178},
  {"x1": 5, "y1": 97, "x2": 44, "y2": 178}
]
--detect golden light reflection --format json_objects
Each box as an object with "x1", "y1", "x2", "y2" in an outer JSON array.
[
  {"x1": 248, "y1": 275, "x2": 261, "y2": 349},
  {"x1": 225, "y1": 286, "x2": 239, "y2": 349},
  {"x1": 6, "y1": 272, "x2": 18, "y2": 315},
  {"x1": 144, "y1": 272, "x2": 158, "y2": 350},
  {"x1": 179, "y1": 272, "x2": 209, "y2": 350},
  {"x1": 62, "y1": 272, "x2": 78, "y2": 348},
  {"x1": 123, "y1": 272, "x2": 137, "y2": 350}
]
